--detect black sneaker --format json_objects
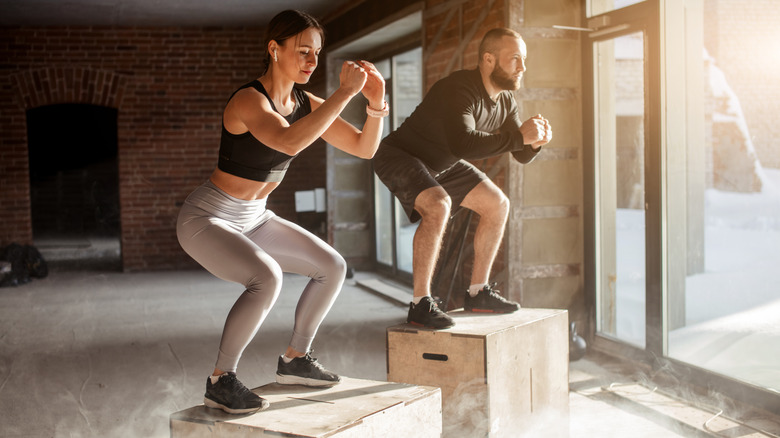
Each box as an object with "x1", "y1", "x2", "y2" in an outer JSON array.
[
  {"x1": 407, "y1": 296, "x2": 455, "y2": 329},
  {"x1": 276, "y1": 352, "x2": 341, "y2": 387},
  {"x1": 464, "y1": 284, "x2": 520, "y2": 313},
  {"x1": 203, "y1": 372, "x2": 270, "y2": 414}
]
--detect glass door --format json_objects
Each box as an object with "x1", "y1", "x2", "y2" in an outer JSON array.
[{"x1": 591, "y1": 30, "x2": 647, "y2": 348}]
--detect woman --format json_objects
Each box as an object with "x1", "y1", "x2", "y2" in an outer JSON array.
[{"x1": 176, "y1": 9, "x2": 387, "y2": 415}]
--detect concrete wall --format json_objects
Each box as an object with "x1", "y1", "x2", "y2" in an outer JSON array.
[{"x1": 509, "y1": 0, "x2": 584, "y2": 328}]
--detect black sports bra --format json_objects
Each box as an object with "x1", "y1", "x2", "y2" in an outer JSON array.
[{"x1": 217, "y1": 80, "x2": 312, "y2": 182}]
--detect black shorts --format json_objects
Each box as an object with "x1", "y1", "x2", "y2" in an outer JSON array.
[{"x1": 373, "y1": 144, "x2": 488, "y2": 223}]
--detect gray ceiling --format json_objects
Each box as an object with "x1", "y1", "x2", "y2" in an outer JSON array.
[{"x1": 0, "y1": 0, "x2": 348, "y2": 27}]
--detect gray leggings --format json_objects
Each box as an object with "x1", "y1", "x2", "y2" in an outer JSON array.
[{"x1": 176, "y1": 180, "x2": 346, "y2": 373}]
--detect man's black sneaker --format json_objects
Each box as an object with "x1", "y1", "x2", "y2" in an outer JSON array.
[
  {"x1": 204, "y1": 372, "x2": 270, "y2": 414},
  {"x1": 464, "y1": 284, "x2": 520, "y2": 314},
  {"x1": 407, "y1": 296, "x2": 455, "y2": 329},
  {"x1": 276, "y1": 352, "x2": 341, "y2": 387}
]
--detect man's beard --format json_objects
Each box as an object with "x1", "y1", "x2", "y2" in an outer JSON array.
[{"x1": 490, "y1": 64, "x2": 521, "y2": 91}]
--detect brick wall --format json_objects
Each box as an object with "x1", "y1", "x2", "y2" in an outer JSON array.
[
  {"x1": 423, "y1": 0, "x2": 506, "y2": 90},
  {"x1": 422, "y1": 0, "x2": 509, "y2": 304},
  {"x1": 0, "y1": 26, "x2": 327, "y2": 271}
]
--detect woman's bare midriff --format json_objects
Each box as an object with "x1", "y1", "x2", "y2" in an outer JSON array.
[{"x1": 209, "y1": 168, "x2": 280, "y2": 201}]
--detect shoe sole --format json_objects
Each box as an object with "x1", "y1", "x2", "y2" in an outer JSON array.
[
  {"x1": 276, "y1": 374, "x2": 341, "y2": 387},
  {"x1": 203, "y1": 397, "x2": 269, "y2": 414},
  {"x1": 408, "y1": 320, "x2": 455, "y2": 329},
  {"x1": 465, "y1": 307, "x2": 519, "y2": 314}
]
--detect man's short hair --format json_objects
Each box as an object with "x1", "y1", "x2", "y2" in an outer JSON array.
[{"x1": 478, "y1": 28, "x2": 523, "y2": 59}]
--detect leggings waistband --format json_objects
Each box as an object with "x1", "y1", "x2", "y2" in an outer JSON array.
[{"x1": 183, "y1": 180, "x2": 269, "y2": 227}]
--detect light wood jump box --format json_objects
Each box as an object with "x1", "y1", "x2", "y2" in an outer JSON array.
[
  {"x1": 387, "y1": 308, "x2": 569, "y2": 438},
  {"x1": 170, "y1": 377, "x2": 441, "y2": 437}
]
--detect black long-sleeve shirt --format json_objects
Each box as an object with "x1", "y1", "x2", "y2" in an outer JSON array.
[{"x1": 381, "y1": 68, "x2": 539, "y2": 172}]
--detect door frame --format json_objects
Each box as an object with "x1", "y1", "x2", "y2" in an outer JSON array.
[{"x1": 583, "y1": 0, "x2": 662, "y2": 358}]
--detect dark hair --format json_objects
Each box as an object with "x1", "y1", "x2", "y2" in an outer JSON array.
[
  {"x1": 262, "y1": 10, "x2": 325, "y2": 73},
  {"x1": 478, "y1": 27, "x2": 522, "y2": 60}
]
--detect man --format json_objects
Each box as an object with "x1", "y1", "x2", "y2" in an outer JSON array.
[{"x1": 372, "y1": 28, "x2": 552, "y2": 329}]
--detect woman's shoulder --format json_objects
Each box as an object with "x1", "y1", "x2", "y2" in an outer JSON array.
[{"x1": 228, "y1": 81, "x2": 268, "y2": 105}]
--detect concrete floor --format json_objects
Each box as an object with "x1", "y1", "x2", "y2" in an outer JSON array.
[{"x1": 1, "y1": 262, "x2": 779, "y2": 437}]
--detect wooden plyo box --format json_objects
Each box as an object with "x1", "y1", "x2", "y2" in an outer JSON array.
[
  {"x1": 387, "y1": 309, "x2": 569, "y2": 438},
  {"x1": 170, "y1": 377, "x2": 441, "y2": 438}
]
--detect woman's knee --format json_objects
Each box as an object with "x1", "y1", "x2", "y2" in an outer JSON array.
[
  {"x1": 314, "y1": 248, "x2": 347, "y2": 284},
  {"x1": 245, "y1": 258, "x2": 284, "y2": 296}
]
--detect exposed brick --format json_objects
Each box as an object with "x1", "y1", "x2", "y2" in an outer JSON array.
[{"x1": 0, "y1": 26, "x2": 327, "y2": 271}]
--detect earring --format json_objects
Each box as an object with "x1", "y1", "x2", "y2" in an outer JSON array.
[{"x1": 273, "y1": 50, "x2": 278, "y2": 62}]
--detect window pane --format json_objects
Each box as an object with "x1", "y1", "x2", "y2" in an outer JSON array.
[
  {"x1": 373, "y1": 58, "x2": 393, "y2": 267},
  {"x1": 595, "y1": 32, "x2": 646, "y2": 347},
  {"x1": 392, "y1": 47, "x2": 422, "y2": 275},
  {"x1": 668, "y1": 1, "x2": 780, "y2": 393},
  {"x1": 374, "y1": 174, "x2": 394, "y2": 266},
  {"x1": 372, "y1": 48, "x2": 422, "y2": 275},
  {"x1": 589, "y1": 0, "x2": 645, "y2": 17}
]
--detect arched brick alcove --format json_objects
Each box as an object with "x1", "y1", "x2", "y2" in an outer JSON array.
[
  {"x1": 13, "y1": 67, "x2": 127, "y2": 109},
  {"x1": 0, "y1": 67, "x2": 127, "y2": 250}
]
